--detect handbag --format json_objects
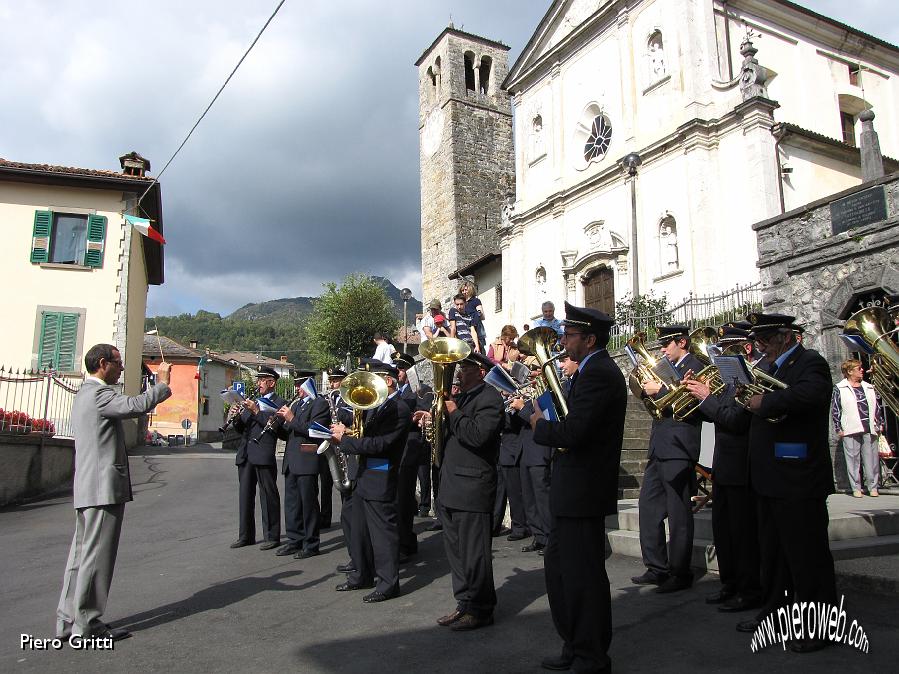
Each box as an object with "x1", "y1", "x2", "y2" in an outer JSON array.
[{"x1": 878, "y1": 434, "x2": 894, "y2": 458}]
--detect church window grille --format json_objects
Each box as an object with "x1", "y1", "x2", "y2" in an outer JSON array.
[
  {"x1": 464, "y1": 52, "x2": 476, "y2": 92},
  {"x1": 479, "y1": 56, "x2": 492, "y2": 94},
  {"x1": 583, "y1": 115, "x2": 613, "y2": 163}
]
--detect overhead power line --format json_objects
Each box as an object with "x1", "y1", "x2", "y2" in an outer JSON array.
[{"x1": 138, "y1": 0, "x2": 288, "y2": 208}]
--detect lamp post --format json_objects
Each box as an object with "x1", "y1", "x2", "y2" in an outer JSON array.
[
  {"x1": 623, "y1": 152, "x2": 643, "y2": 298},
  {"x1": 400, "y1": 287, "x2": 413, "y2": 354}
]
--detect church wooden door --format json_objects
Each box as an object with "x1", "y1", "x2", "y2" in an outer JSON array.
[{"x1": 584, "y1": 267, "x2": 615, "y2": 315}]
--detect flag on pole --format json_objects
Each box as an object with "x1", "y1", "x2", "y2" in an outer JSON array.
[{"x1": 125, "y1": 214, "x2": 166, "y2": 244}]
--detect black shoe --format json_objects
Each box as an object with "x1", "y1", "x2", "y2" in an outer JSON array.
[
  {"x1": 336, "y1": 562, "x2": 356, "y2": 573},
  {"x1": 94, "y1": 627, "x2": 132, "y2": 642},
  {"x1": 541, "y1": 655, "x2": 574, "y2": 671},
  {"x1": 631, "y1": 571, "x2": 668, "y2": 586},
  {"x1": 399, "y1": 552, "x2": 412, "y2": 564},
  {"x1": 335, "y1": 581, "x2": 374, "y2": 592},
  {"x1": 736, "y1": 618, "x2": 760, "y2": 633},
  {"x1": 507, "y1": 532, "x2": 528, "y2": 542},
  {"x1": 437, "y1": 609, "x2": 464, "y2": 627},
  {"x1": 655, "y1": 576, "x2": 692, "y2": 594},
  {"x1": 789, "y1": 638, "x2": 828, "y2": 653},
  {"x1": 319, "y1": 520, "x2": 333, "y2": 530},
  {"x1": 522, "y1": 541, "x2": 545, "y2": 553},
  {"x1": 492, "y1": 527, "x2": 511, "y2": 538},
  {"x1": 427, "y1": 521, "x2": 443, "y2": 532},
  {"x1": 293, "y1": 549, "x2": 320, "y2": 559},
  {"x1": 259, "y1": 540, "x2": 280, "y2": 551},
  {"x1": 275, "y1": 543, "x2": 300, "y2": 557},
  {"x1": 450, "y1": 613, "x2": 494, "y2": 631},
  {"x1": 229, "y1": 539, "x2": 252, "y2": 549},
  {"x1": 362, "y1": 590, "x2": 397, "y2": 603},
  {"x1": 417, "y1": 507, "x2": 431, "y2": 517},
  {"x1": 705, "y1": 589, "x2": 735, "y2": 605},
  {"x1": 537, "y1": 547, "x2": 545, "y2": 557},
  {"x1": 718, "y1": 595, "x2": 762, "y2": 613}
]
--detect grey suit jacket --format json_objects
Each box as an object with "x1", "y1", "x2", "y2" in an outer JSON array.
[{"x1": 72, "y1": 378, "x2": 172, "y2": 509}]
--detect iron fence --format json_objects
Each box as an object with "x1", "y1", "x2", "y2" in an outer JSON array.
[
  {"x1": 610, "y1": 282, "x2": 763, "y2": 350},
  {"x1": 0, "y1": 367, "x2": 84, "y2": 439}
]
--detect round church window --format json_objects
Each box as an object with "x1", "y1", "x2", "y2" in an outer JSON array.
[{"x1": 583, "y1": 115, "x2": 612, "y2": 163}]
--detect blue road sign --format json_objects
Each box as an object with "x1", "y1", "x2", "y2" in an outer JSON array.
[{"x1": 232, "y1": 381, "x2": 246, "y2": 396}]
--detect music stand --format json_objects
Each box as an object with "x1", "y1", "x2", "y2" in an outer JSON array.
[{"x1": 712, "y1": 355, "x2": 753, "y2": 387}]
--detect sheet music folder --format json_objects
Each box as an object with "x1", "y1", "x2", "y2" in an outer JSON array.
[
  {"x1": 712, "y1": 355, "x2": 753, "y2": 386},
  {"x1": 651, "y1": 357, "x2": 682, "y2": 387}
]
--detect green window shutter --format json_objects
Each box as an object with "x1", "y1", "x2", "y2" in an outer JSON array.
[
  {"x1": 57, "y1": 313, "x2": 79, "y2": 371},
  {"x1": 37, "y1": 312, "x2": 80, "y2": 371},
  {"x1": 30, "y1": 210, "x2": 53, "y2": 263},
  {"x1": 84, "y1": 214, "x2": 107, "y2": 268},
  {"x1": 38, "y1": 313, "x2": 60, "y2": 370}
]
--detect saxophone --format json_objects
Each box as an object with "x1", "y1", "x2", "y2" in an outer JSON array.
[{"x1": 317, "y1": 391, "x2": 353, "y2": 494}]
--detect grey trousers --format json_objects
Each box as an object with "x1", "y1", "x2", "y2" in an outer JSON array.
[
  {"x1": 56, "y1": 504, "x2": 125, "y2": 637},
  {"x1": 843, "y1": 433, "x2": 880, "y2": 491}
]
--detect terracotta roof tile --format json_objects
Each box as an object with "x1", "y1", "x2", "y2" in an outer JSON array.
[{"x1": 0, "y1": 157, "x2": 154, "y2": 182}]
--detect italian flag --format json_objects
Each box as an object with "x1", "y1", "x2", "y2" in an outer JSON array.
[{"x1": 125, "y1": 214, "x2": 166, "y2": 244}]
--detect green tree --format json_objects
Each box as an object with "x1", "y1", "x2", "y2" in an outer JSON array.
[{"x1": 304, "y1": 274, "x2": 400, "y2": 368}]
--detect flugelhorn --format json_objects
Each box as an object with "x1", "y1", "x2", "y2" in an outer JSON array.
[
  {"x1": 339, "y1": 370, "x2": 389, "y2": 438},
  {"x1": 420, "y1": 337, "x2": 471, "y2": 468}
]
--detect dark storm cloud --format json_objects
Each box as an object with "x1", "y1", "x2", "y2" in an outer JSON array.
[{"x1": 1, "y1": 1, "x2": 895, "y2": 315}]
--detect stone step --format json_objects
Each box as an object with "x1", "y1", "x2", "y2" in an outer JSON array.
[
  {"x1": 621, "y1": 449, "x2": 647, "y2": 461},
  {"x1": 621, "y1": 438, "x2": 649, "y2": 450}
]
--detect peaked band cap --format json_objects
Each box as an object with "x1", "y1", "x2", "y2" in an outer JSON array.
[
  {"x1": 717, "y1": 324, "x2": 751, "y2": 341},
  {"x1": 327, "y1": 366, "x2": 348, "y2": 378},
  {"x1": 360, "y1": 358, "x2": 399, "y2": 379},
  {"x1": 745, "y1": 312, "x2": 802, "y2": 336},
  {"x1": 655, "y1": 325, "x2": 690, "y2": 345},
  {"x1": 394, "y1": 353, "x2": 415, "y2": 370},
  {"x1": 561, "y1": 301, "x2": 614, "y2": 332},
  {"x1": 255, "y1": 365, "x2": 280, "y2": 380},
  {"x1": 462, "y1": 351, "x2": 495, "y2": 370}
]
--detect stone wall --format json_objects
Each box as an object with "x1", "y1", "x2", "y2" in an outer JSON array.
[
  {"x1": 0, "y1": 434, "x2": 75, "y2": 505},
  {"x1": 754, "y1": 171, "x2": 899, "y2": 489}
]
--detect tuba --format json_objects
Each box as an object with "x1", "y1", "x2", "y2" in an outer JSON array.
[
  {"x1": 843, "y1": 306, "x2": 899, "y2": 415},
  {"x1": 420, "y1": 337, "x2": 471, "y2": 468},
  {"x1": 338, "y1": 370, "x2": 390, "y2": 438}
]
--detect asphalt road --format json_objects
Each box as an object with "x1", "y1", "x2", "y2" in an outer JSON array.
[{"x1": 1, "y1": 446, "x2": 893, "y2": 673}]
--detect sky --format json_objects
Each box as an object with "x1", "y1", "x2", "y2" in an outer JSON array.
[{"x1": 1, "y1": 0, "x2": 897, "y2": 317}]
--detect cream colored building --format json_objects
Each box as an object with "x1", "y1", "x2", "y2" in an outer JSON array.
[
  {"x1": 457, "y1": 0, "x2": 899, "y2": 330},
  {"x1": 0, "y1": 152, "x2": 164, "y2": 444}
]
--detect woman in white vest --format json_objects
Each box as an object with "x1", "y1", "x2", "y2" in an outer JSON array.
[{"x1": 831, "y1": 359, "x2": 883, "y2": 497}]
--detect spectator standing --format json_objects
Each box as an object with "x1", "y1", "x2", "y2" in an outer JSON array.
[
  {"x1": 533, "y1": 301, "x2": 564, "y2": 336},
  {"x1": 461, "y1": 281, "x2": 487, "y2": 350},
  {"x1": 449, "y1": 294, "x2": 481, "y2": 353},
  {"x1": 372, "y1": 332, "x2": 396, "y2": 365},
  {"x1": 418, "y1": 300, "x2": 442, "y2": 343},
  {"x1": 832, "y1": 359, "x2": 882, "y2": 497}
]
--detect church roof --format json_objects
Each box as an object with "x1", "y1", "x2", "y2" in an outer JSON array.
[
  {"x1": 503, "y1": 0, "x2": 899, "y2": 91},
  {"x1": 448, "y1": 252, "x2": 501, "y2": 280},
  {"x1": 415, "y1": 26, "x2": 509, "y2": 66}
]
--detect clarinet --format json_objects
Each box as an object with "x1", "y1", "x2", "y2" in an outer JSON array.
[{"x1": 252, "y1": 393, "x2": 302, "y2": 443}]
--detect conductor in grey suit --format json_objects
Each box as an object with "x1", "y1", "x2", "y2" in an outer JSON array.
[{"x1": 56, "y1": 344, "x2": 172, "y2": 641}]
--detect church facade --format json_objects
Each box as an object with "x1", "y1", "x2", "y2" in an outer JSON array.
[{"x1": 419, "y1": 0, "x2": 899, "y2": 340}]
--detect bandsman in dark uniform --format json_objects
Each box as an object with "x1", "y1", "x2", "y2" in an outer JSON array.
[
  {"x1": 735, "y1": 313, "x2": 836, "y2": 653},
  {"x1": 393, "y1": 353, "x2": 433, "y2": 562},
  {"x1": 330, "y1": 359, "x2": 411, "y2": 602},
  {"x1": 529, "y1": 303, "x2": 625, "y2": 674},
  {"x1": 230, "y1": 366, "x2": 287, "y2": 550},
  {"x1": 684, "y1": 323, "x2": 762, "y2": 612},
  {"x1": 414, "y1": 352, "x2": 504, "y2": 631},
  {"x1": 631, "y1": 325, "x2": 705, "y2": 593},
  {"x1": 274, "y1": 376, "x2": 331, "y2": 559}
]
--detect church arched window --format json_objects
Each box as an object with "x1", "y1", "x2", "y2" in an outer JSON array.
[
  {"x1": 583, "y1": 115, "x2": 613, "y2": 163},
  {"x1": 464, "y1": 52, "x2": 476, "y2": 92},
  {"x1": 479, "y1": 56, "x2": 492, "y2": 94},
  {"x1": 573, "y1": 103, "x2": 613, "y2": 170},
  {"x1": 658, "y1": 214, "x2": 679, "y2": 273}
]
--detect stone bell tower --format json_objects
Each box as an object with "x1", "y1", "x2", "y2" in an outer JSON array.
[{"x1": 415, "y1": 25, "x2": 514, "y2": 306}]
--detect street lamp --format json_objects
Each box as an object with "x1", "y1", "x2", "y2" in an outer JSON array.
[
  {"x1": 400, "y1": 287, "x2": 413, "y2": 354},
  {"x1": 622, "y1": 152, "x2": 643, "y2": 298}
]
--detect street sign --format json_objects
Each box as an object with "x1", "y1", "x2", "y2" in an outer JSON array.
[
  {"x1": 181, "y1": 418, "x2": 192, "y2": 430},
  {"x1": 232, "y1": 381, "x2": 246, "y2": 396}
]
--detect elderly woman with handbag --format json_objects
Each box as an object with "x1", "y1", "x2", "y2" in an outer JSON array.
[{"x1": 831, "y1": 359, "x2": 883, "y2": 497}]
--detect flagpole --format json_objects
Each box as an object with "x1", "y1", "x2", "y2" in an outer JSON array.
[{"x1": 154, "y1": 324, "x2": 165, "y2": 363}]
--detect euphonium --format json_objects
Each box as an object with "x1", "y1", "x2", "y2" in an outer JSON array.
[
  {"x1": 626, "y1": 332, "x2": 667, "y2": 418},
  {"x1": 518, "y1": 327, "x2": 569, "y2": 419},
  {"x1": 663, "y1": 327, "x2": 727, "y2": 421},
  {"x1": 339, "y1": 370, "x2": 390, "y2": 438},
  {"x1": 317, "y1": 391, "x2": 353, "y2": 494},
  {"x1": 843, "y1": 306, "x2": 899, "y2": 415},
  {"x1": 732, "y1": 361, "x2": 789, "y2": 421},
  {"x1": 420, "y1": 337, "x2": 471, "y2": 468}
]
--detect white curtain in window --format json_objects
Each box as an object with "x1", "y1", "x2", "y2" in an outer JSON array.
[{"x1": 51, "y1": 215, "x2": 88, "y2": 263}]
